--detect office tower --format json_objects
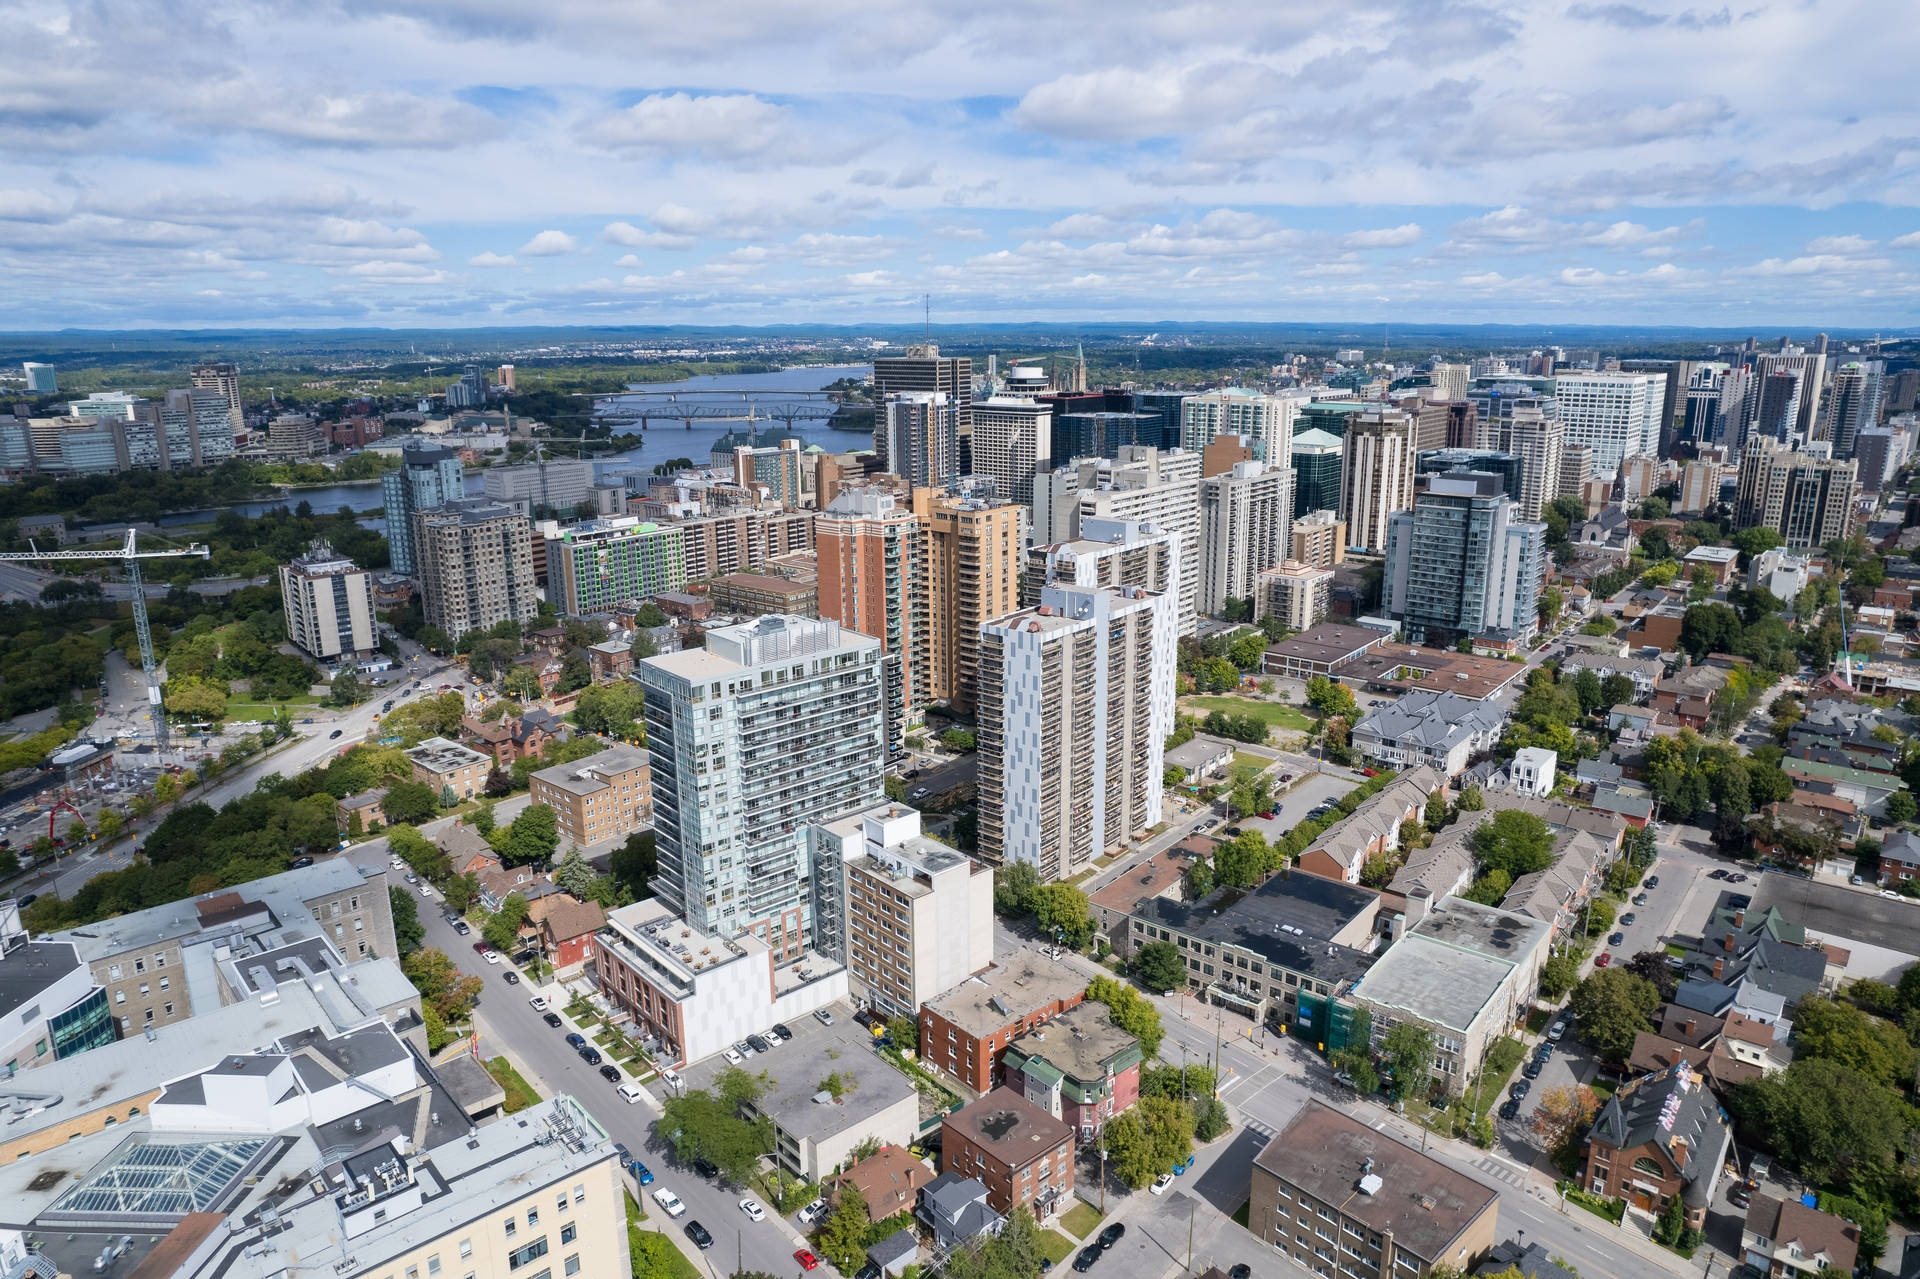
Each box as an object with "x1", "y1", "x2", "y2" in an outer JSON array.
[
  {"x1": 1198, "y1": 461, "x2": 1295, "y2": 616},
  {"x1": 1888, "y1": 369, "x2": 1920, "y2": 414},
  {"x1": 1558, "y1": 444, "x2": 1593, "y2": 499},
  {"x1": 1854, "y1": 427, "x2": 1906, "y2": 494},
  {"x1": 1828, "y1": 361, "x2": 1885, "y2": 459},
  {"x1": 1754, "y1": 349, "x2": 1826, "y2": 439},
  {"x1": 1253, "y1": 560, "x2": 1333, "y2": 631},
  {"x1": 22, "y1": 362, "x2": 57, "y2": 394},
  {"x1": 977, "y1": 583, "x2": 1174, "y2": 881},
  {"x1": 1750, "y1": 370, "x2": 1803, "y2": 446},
  {"x1": 1441, "y1": 400, "x2": 1479, "y2": 450},
  {"x1": 65, "y1": 392, "x2": 143, "y2": 421},
  {"x1": 280, "y1": 541, "x2": 378, "y2": 661},
  {"x1": 723, "y1": 438, "x2": 805, "y2": 506},
  {"x1": 1395, "y1": 397, "x2": 1452, "y2": 453},
  {"x1": 266, "y1": 413, "x2": 327, "y2": 459},
  {"x1": 1338, "y1": 406, "x2": 1415, "y2": 554},
  {"x1": 1068, "y1": 447, "x2": 1203, "y2": 634},
  {"x1": 1295, "y1": 401, "x2": 1366, "y2": 440},
  {"x1": 1130, "y1": 390, "x2": 1190, "y2": 449},
  {"x1": 1465, "y1": 384, "x2": 1556, "y2": 446},
  {"x1": 1683, "y1": 364, "x2": 1730, "y2": 446},
  {"x1": 1024, "y1": 515, "x2": 1180, "y2": 610},
  {"x1": 1290, "y1": 509, "x2": 1346, "y2": 568},
  {"x1": 874, "y1": 345, "x2": 971, "y2": 472},
  {"x1": 969, "y1": 396, "x2": 1052, "y2": 508},
  {"x1": 497, "y1": 363, "x2": 516, "y2": 391},
  {"x1": 382, "y1": 443, "x2": 465, "y2": 575},
  {"x1": 445, "y1": 363, "x2": 488, "y2": 408},
  {"x1": 1814, "y1": 332, "x2": 1830, "y2": 355},
  {"x1": 1291, "y1": 427, "x2": 1344, "y2": 518},
  {"x1": 1427, "y1": 362, "x2": 1469, "y2": 402},
  {"x1": 1382, "y1": 473, "x2": 1547, "y2": 646},
  {"x1": 1055, "y1": 411, "x2": 1161, "y2": 462},
  {"x1": 414, "y1": 499, "x2": 539, "y2": 637},
  {"x1": 1733, "y1": 440, "x2": 1858, "y2": 548},
  {"x1": 809, "y1": 804, "x2": 993, "y2": 1020},
  {"x1": 1180, "y1": 389, "x2": 1297, "y2": 467},
  {"x1": 482, "y1": 457, "x2": 597, "y2": 517},
  {"x1": 1416, "y1": 448, "x2": 1522, "y2": 504},
  {"x1": 814, "y1": 490, "x2": 923, "y2": 755},
  {"x1": 189, "y1": 360, "x2": 242, "y2": 432},
  {"x1": 1552, "y1": 372, "x2": 1665, "y2": 476},
  {"x1": 881, "y1": 391, "x2": 959, "y2": 489},
  {"x1": 911, "y1": 488, "x2": 1024, "y2": 715},
  {"x1": 1619, "y1": 358, "x2": 1691, "y2": 457},
  {"x1": 543, "y1": 515, "x2": 688, "y2": 615},
  {"x1": 1676, "y1": 460, "x2": 1720, "y2": 514},
  {"x1": 639, "y1": 614, "x2": 885, "y2": 953}
]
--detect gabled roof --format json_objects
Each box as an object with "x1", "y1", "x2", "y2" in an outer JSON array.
[
  {"x1": 1745, "y1": 1195, "x2": 1860, "y2": 1273},
  {"x1": 539, "y1": 898, "x2": 607, "y2": 942},
  {"x1": 1586, "y1": 1063, "x2": 1731, "y2": 1205}
]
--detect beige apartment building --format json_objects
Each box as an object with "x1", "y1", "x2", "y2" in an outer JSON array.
[
  {"x1": 407, "y1": 735, "x2": 493, "y2": 798},
  {"x1": 529, "y1": 744, "x2": 654, "y2": 850},
  {"x1": 1290, "y1": 509, "x2": 1348, "y2": 568},
  {"x1": 1254, "y1": 560, "x2": 1334, "y2": 632},
  {"x1": 414, "y1": 498, "x2": 538, "y2": 638},
  {"x1": 911, "y1": 487, "x2": 1025, "y2": 714},
  {"x1": 1733, "y1": 439, "x2": 1858, "y2": 549},
  {"x1": 1339, "y1": 406, "x2": 1416, "y2": 555}
]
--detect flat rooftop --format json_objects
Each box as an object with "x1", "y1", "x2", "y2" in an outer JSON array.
[
  {"x1": 943, "y1": 1087, "x2": 1072, "y2": 1169},
  {"x1": 1131, "y1": 871, "x2": 1378, "y2": 986},
  {"x1": 0, "y1": 939, "x2": 84, "y2": 1021},
  {"x1": 1007, "y1": 1002, "x2": 1137, "y2": 1082},
  {"x1": 1350, "y1": 898, "x2": 1551, "y2": 1034},
  {"x1": 1336, "y1": 644, "x2": 1529, "y2": 700},
  {"x1": 1745, "y1": 873, "x2": 1920, "y2": 959},
  {"x1": 925, "y1": 947, "x2": 1086, "y2": 1037},
  {"x1": 51, "y1": 859, "x2": 376, "y2": 963},
  {"x1": 405, "y1": 736, "x2": 490, "y2": 772},
  {"x1": 1264, "y1": 623, "x2": 1388, "y2": 667},
  {"x1": 682, "y1": 1015, "x2": 915, "y2": 1146}
]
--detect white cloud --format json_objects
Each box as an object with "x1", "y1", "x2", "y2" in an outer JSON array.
[
  {"x1": 0, "y1": 189, "x2": 66, "y2": 221},
  {"x1": 1342, "y1": 224, "x2": 1421, "y2": 249},
  {"x1": 468, "y1": 251, "x2": 518, "y2": 267},
  {"x1": 600, "y1": 220, "x2": 697, "y2": 251},
  {"x1": 1805, "y1": 234, "x2": 1876, "y2": 255},
  {"x1": 1892, "y1": 231, "x2": 1920, "y2": 249},
  {"x1": 1014, "y1": 60, "x2": 1282, "y2": 141},
  {"x1": 518, "y1": 230, "x2": 579, "y2": 256},
  {"x1": 582, "y1": 92, "x2": 792, "y2": 160}
]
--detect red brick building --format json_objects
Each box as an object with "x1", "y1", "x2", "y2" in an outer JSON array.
[
  {"x1": 918, "y1": 948, "x2": 1086, "y2": 1094},
  {"x1": 462, "y1": 707, "x2": 567, "y2": 768},
  {"x1": 940, "y1": 1088, "x2": 1075, "y2": 1223},
  {"x1": 536, "y1": 897, "x2": 608, "y2": 972},
  {"x1": 998, "y1": 1002, "x2": 1142, "y2": 1142},
  {"x1": 1581, "y1": 1063, "x2": 1730, "y2": 1228}
]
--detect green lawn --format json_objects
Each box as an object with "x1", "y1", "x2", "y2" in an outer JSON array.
[
  {"x1": 1231, "y1": 751, "x2": 1270, "y2": 775},
  {"x1": 1183, "y1": 696, "x2": 1314, "y2": 731},
  {"x1": 1469, "y1": 1036, "x2": 1527, "y2": 1122},
  {"x1": 1059, "y1": 1201, "x2": 1104, "y2": 1240},
  {"x1": 1040, "y1": 1232, "x2": 1078, "y2": 1265},
  {"x1": 1525, "y1": 1008, "x2": 1551, "y2": 1034},
  {"x1": 484, "y1": 1056, "x2": 541, "y2": 1114}
]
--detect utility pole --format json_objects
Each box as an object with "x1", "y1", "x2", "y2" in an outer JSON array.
[{"x1": 1186, "y1": 1196, "x2": 1197, "y2": 1276}]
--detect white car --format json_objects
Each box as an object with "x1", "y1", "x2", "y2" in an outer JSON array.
[
  {"x1": 1151, "y1": 1174, "x2": 1174, "y2": 1196},
  {"x1": 617, "y1": 1083, "x2": 645, "y2": 1104},
  {"x1": 652, "y1": 1187, "x2": 686, "y2": 1218},
  {"x1": 797, "y1": 1199, "x2": 827, "y2": 1225},
  {"x1": 722, "y1": 1047, "x2": 743, "y2": 1065},
  {"x1": 659, "y1": 1067, "x2": 683, "y2": 1089},
  {"x1": 739, "y1": 1198, "x2": 766, "y2": 1223},
  {"x1": 483, "y1": 950, "x2": 502, "y2": 965},
  {"x1": 417, "y1": 882, "x2": 436, "y2": 899},
  {"x1": 529, "y1": 995, "x2": 549, "y2": 1011}
]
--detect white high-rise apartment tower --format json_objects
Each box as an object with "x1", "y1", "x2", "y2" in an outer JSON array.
[
  {"x1": 1180, "y1": 389, "x2": 1299, "y2": 468},
  {"x1": 1427, "y1": 363, "x2": 1469, "y2": 402},
  {"x1": 968, "y1": 396, "x2": 1052, "y2": 507},
  {"x1": 1063, "y1": 447, "x2": 1203, "y2": 634},
  {"x1": 1552, "y1": 372, "x2": 1666, "y2": 476},
  {"x1": 1198, "y1": 461, "x2": 1294, "y2": 616},
  {"x1": 977, "y1": 584, "x2": 1175, "y2": 882},
  {"x1": 639, "y1": 615, "x2": 886, "y2": 957}
]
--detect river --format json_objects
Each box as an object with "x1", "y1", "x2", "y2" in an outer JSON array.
[{"x1": 141, "y1": 364, "x2": 873, "y2": 533}]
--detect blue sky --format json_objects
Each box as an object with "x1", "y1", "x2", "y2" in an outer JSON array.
[{"x1": 2, "y1": 0, "x2": 1918, "y2": 329}]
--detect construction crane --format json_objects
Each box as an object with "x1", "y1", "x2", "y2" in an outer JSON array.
[{"x1": 0, "y1": 529, "x2": 211, "y2": 753}]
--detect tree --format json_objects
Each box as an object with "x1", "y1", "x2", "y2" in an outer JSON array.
[
  {"x1": 1789, "y1": 995, "x2": 1915, "y2": 1087},
  {"x1": 1101, "y1": 1095, "x2": 1194, "y2": 1188},
  {"x1": 1134, "y1": 941, "x2": 1186, "y2": 993},
  {"x1": 1031, "y1": 884, "x2": 1094, "y2": 948},
  {"x1": 815, "y1": 1185, "x2": 871, "y2": 1271},
  {"x1": 1305, "y1": 675, "x2": 1359, "y2": 721},
  {"x1": 1653, "y1": 1192, "x2": 1687, "y2": 1247},
  {"x1": 1382, "y1": 1022, "x2": 1436, "y2": 1099},
  {"x1": 502, "y1": 803, "x2": 559, "y2": 866},
  {"x1": 483, "y1": 892, "x2": 530, "y2": 952},
  {"x1": 1360, "y1": 851, "x2": 1396, "y2": 888},
  {"x1": 164, "y1": 675, "x2": 229, "y2": 723},
  {"x1": 1584, "y1": 897, "x2": 1617, "y2": 938},
  {"x1": 554, "y1": 848, "x2": 597, "y2": 898},
  {"x1": 387, "y1": 824, "x2": 451, "y2": 880},
  {"x1": 1531, "y1": 1082, "x2": 1602, "y2": 1152},
  {"x1": 1227, "y1": 631, "x2": 1267, "y2": 670},
  {"x1": 1086, "y1": 975, "x2": 1164, "y2": 1059},
  {"x1": 443, "y1": 871, "x2": 480, "y2": 914},
  {"x1": 381, "y1": 779, "x2": 439, "y2": 826},
  {"x1": 1623, "y1": 951, "x2": 1678, "y2": 1002},
  {"x1": 390, "y1": 885, "x2": 424, "y2": 954},
  {"x1": 1470, "y1": 810, "x2": 1555, "y2": 878},
  {"x1": 940, "y1": 728, "x2": 977, "y2": 752},
  {"x1": 1538, "y1": 585, "x2": 1565, "y2": 630},
  {"x1": 1734, "y1": 1057, "x2": 1909, "y2": 1187},
  {"x1": 1214, "y1": 829, "x2": 1278, "y2": 888},
  {"x1": 95, "y1": 808, "x2": 123, "y2": 841},
  {"x1": 1886, "y1": 791, "x2": 1917, "y2": 825},
  {"x1": 1540, "y1": 951, "x2": 1582, "y2": 999},
  {"x1": 401, "y1": 946, "x2": 482, "y2": 1022},
  {"x1": 660, "y1": 1084, "x2": 776, "y2": 1191},
  {"x1": 1456, "y1": 785, "x2": 1485, "y2": 812},
  {"x1": 1569, "y1": 969, "x2": 1660, "y2": 1061},
  {"x1": 1423, "y1": 791, "x2": 1449, "y2": 831},
  {"x1": 611, "y1": 829, "x2": 657, "y2": 899},
  {"x1": 1186, "y1": 856, "x2": 1216, "y2": 898},
  {"x1": 993, "y1": 860, "x2": 1041, "y2": 917},
  {"x1": 328, "y1": 668, "x2": 363, "y2": 707}
]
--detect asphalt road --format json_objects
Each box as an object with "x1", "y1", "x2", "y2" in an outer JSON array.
[
  {"x1": 0, "y1": 560, "x2": 270, "y2": 604},
  {"x1": 389, "y1": 891, "x2": 826, "y2": 1279}
]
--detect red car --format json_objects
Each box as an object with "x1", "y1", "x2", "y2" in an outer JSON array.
[
  {"x1": 794, "y1": 1250, "x2": 819, "y2": 1271},
  {"x1": 1595, "y1": 953, "x2": 1612, "y2": 967},
  {"x1": 1259, "y1": 810, "x2": 1276, "y2": 820}
]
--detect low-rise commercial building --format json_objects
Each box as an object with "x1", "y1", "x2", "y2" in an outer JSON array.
[
  {"x1": 1261, "y1": 622, "x2": 1393, "y2": 680},
  {"x1": 940, "y1": 1088, "x2": 1076, "y2": 1223},
  {"x1": 528, "y1": 743, "x2": 654, "y2": 850},
  {"x1": 709, "y1": 570, "x2": 819, "y2": 617},
  {"x1": 1248, "y1": 1101, "x2": 1500, "y2": 1279},
  {"x1": 732, "y1": 1019, "x2": 919, "y2": 1181},
  {"x1": 919, "y1": 948, "x2": 1086, "y2": 1094}
]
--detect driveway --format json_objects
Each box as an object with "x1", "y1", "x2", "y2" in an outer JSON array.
[{"x1": 1238, "y1": 771, "x2": 1363, "y2": 844}]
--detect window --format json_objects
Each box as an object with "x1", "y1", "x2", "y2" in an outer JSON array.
[
  {"x1": 573, "y1": 1185, "x2": 586, "y2": 1203},
  {"x1": 503, "y1": 1218, "x2": 517, "y2": 1238},
  {"x1": 508, "y1": 1239, "x2": 550, "y2": 1270},
  {"x1": 557, "y1": 1192, "x2": 569, "y2": 1212},
  {"x1": 565, "y1": 1259, "x2": 580, "y2": 1276},
  {"x1": 407, "y1": 1268, "x2": 419, "y2": 1279},
  {"x1": 458, "y1": 1240, "x2": 473, "y2": 1259},
  {"x1": 428, "y1": 1259, "x2": 441, "y2": 1276},
  {"x1": 160, "y1": 977, "x2": 170, "y2": 991},
  {"x1": 135, "y1": 959, "x2": 145, "y2": 974},
  {"x1": 1632, "y1": 1157, "x2": 1665, "y2": 1176},
  {"x1": 143, "y1": 1009, "x2": 154, "y2": 1024},
  {"x1": 560, "y1": 1224, "x2": 576, "y2": 1245},
  {"x1": 115, "y1": 991, "x2": 125, "y2": 1004},
  {"x1": 527, "y1": 1207, "x2": 539, "y2": 1226}
]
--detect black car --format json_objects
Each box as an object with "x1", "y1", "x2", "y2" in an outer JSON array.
[
  {"x1": 770, "y1": 1023, "x2": 794, "y2": 1042},
  {"x1": 1620, "y1": 912, "x2": 1637, "y2": 926},
  {"x1": 543, "y1": 1012, "x2": 564, "y2": 1028},
  {"x1": 511, "y1": 950, "x2": 535, "y2": 966},
  {"x1": 1097, "y1": 1223, "x2": 1126, "y2": 1251},
  {"x1": 291, "y1": 855, "x2": 314, "y2": 868},
  {"x1": 502, "y1": 970, "x2": 520, "y2": 985},
  {"x1": 1535, "y1": 1043, "x2": 1553, "y2": 1059},
  {"x1": 684, "y1": 1221, "x2": 713, "y2": 1250},
  {"x1": 1632, "y1": 893, "x2": 1649, "y2": 905},
  {"x1": 857, "y1": 1265, "x2": 883, "y2": 1279},
  {"x1": 1646, "y1": 876, "x2": 1660, "y2": 888},
  {"x1": 746, "y1": 1034, "x2": 772, "y2": 1054},
  {"x1": 1499, "y1": 1098, "x2": 1521, "y2": 1121},
  {"x1": 692, "y1": 1158, "x2": 719, "y2": 1181},
  {"x1": 577, "y1": 1045, "x2": 602, "y2": 1066},
  {"x1": 565, "y1": 1032, "x2": 586, "y2": 1048},
  {"x1": 1229, "y1": 1267, "x2": 1252, "y2": 1279},
  {"x1": 613, "y1": 1142, "x2": 632, "y2": 1165},
  {"x1": 1710, "y1": 868, "x2": 1728, "y2": 879},
  {"x1": 1522, "y1": 1058, "x2": 1544, "y2": 1079},
  {"x1": 1072, "y1": 1247, "x2": 1103, "y2": 1273},
  {"x1": 328, "y1": 730, "x2": 343, "y2": 739},
  {"x1": 599, "y1": 1064, "x2": 621, "y2": 1083},
  {"x1": 1609, "y1": 931, "x2": 1625, "y2": 945},
  {"x1": 1510, "y1": 1079, "x2": 1531, "y2": 1099},
  {"x1": 1223, "y1": 827, "x2": 1242, "y2": 838}
]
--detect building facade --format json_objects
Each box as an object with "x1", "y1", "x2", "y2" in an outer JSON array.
[
  {"x1": 1291, "y1": 427, "x2": 1344, "y2": 519},
  {"x1": 543, "y1": 515, "x2": 687, "y2": 616},
  {"x1": 1198, "y1": 461, "x2": 1295, "y2": 617},
  {"x1": 1381, "y1": 473, "x2": 1547, "y2": 646},
  {"x1": 881, "y1": 392, "x2": 959, "y2": 489},
  {"x1": 940, "y1": 1090, "x2": 1076, "y2": 1223},
  {"x1": 999, "y1": 1001, "x2": 1142, "y2": 1142},
  {"x1": 1553, "y1": 372, "x2": 1666, "y2": 477},
  {"x1": 874, "y1": 346, "x2": 971, "y2": 472},
  {"x1": 1180, "y1": 388, "x2": 1298, "y2": 467},
  {"x1": 414, "y1": 499, "x2": 539, "y2": 637},
  {"x1": 528, "y1": 744, "x2": 654, "y2": 850},
  {"x1": 279, "y1": 541, "x2": 378, "y2": 662},
  {"x1": 1290, "y1": 509, "x2": 1347, "y2": 568},
  {"x1": 912, "y1": 487, "x2": 1025, "y2": 715},
  {"x1": 814, "y1": 489, "x2": 924, "y2": 755},
  {"x1": 1733, "y1": 440, "x2": 1858, "y2": 549},
  {"x1": 1339, "y1": 406, "x2": 1416, "y2": 554},
  {"x1": 382, "y1": 443, "x2": 465, "y2": 575},
  {"x1": 1254, "y1": 561, "x2": 1334, "y2": 632},
  {"x1": 977, "y1": 584, "x2": 1175, "y2": 881}
]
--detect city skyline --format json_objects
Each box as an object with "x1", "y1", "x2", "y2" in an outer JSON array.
[{"x1": 2, "y1": 1, "x2": 1918, "y2": 329}]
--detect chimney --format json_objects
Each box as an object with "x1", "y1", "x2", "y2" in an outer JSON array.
[
  {"x1": 1712, "y1": 956, "x2": 1724, "y2": 979},
  {"x1": 1723, "y1": 931, "x2": 1736, "y2": 953},
  {"x1": 1670, "y1": 1136, "x2": 1689, "y2": 1166},
  {"x1": 1733, "y1": 908, "x2": 1746, "y2": 928}
]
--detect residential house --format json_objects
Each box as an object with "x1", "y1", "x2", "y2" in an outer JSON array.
[
  {"x1": 1684, "y1": 544, "x2": 1742, "y2": 586},
  {"x1": 440, "y1": 822, "x2": 500, "y2": 878},
  {"x1": 1351, "y1": 692, "x2": 1506, "y2": 779},
  {"x1": 1164, "y1": 735, "x2": 1236, "y2": 782},
  {"x1": 1779, "y1": 757, "x2": 1909, "y2": 820},
  {"x1": 1248, "y1": 1101, "x2": 1501, "y2": 1279},
  {"x1": 1501, "y1": 827, "x2": 1616, "y2": 937},
  {"x1": 919, "y1": 948, "x2": 1087, "y2": 1095},
  {"x1": 1559, "y1": 651, "x2": 1667, "y2": 700},
  {"x1": 511, "y1": 650, "x2": 566, "y2": 698},
  {"x1": 587, "y1": 640, "x2": 635, "y2": 679},
  {"x1": 1474, "y1": 1241, "x2": 1580, "y2": 1279},
  {"x1": 917, "y1": 1173, "x2": 1003, "y2": 1251},
  {"x1": 477, "y1": 862, "x2": 558, "y2": 913},
  {"x1": 1652, "y1": 664, "x2": 1730, "y2": 728},
  {"x1": 528, "y1": 744, "x2": 654, "y2": 850},
  {"x1": 1581, "y1": 1063, "x2": 1731, "y2": 1228},
  {"x1": 830, "y1": 1145, "x2": 932, "y2": 1224},
  {"x1": 999, "y1": 1002, "x2": 1142, "y2": 1142},
  {"x1": 1742, "y1": 1195, "x2": 1860, "y2": 1279},
  {"x1": 1384, "y1": 827, "x2": 1477, "y2": 920},
  {"x1": 335, "y1": 789, "x2": 387, "y2": 831},
  {"x1": 1298, "y1": 767, "x2": 1444, "y2": 885},
  {"x1": 939, "y1": 1089, "x2": 1075, "y2": 1223},
  {"x1": 1507, "y1": 748, "x2": 1556, "y2": 797},
  {"x1": 536, "y1": 897, "x2": 608, "y2": 972},
  {"x1": 1878, "y1": 830, "x2": 1920, "y2": 886},
  {"x1": 463, "y1": 706, "x2": 568, "y2": 768}
]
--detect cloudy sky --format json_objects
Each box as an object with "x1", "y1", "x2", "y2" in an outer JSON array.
[{"x1": 3, "y1": 0, "x2": 1918, "y2": 330}]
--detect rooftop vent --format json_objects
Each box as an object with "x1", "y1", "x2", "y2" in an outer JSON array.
[{"x1": 1357, "y1": 1173, "x2": 1383, "y2": 1196}]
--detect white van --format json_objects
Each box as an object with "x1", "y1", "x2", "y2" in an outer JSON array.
[
  {"x1": 652, "y1": 1187, "x2": 686, "y2": 1217},
  {"x1": 617, "y1": 1083, "x2": 644, "y2": 1104}
]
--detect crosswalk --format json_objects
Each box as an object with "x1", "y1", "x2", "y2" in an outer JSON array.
[{"x1": 1474, "y1": 1155, "x2": 1532, "y2": 1189}]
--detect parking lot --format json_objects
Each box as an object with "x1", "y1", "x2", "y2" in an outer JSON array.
[{"x1": 1233, "y1": 769, "x2": 1363, "y2": 844}]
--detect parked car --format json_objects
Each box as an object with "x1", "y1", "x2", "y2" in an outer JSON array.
[
  {"x1": 599, "y1": 1064, "x2": 621, "y2": 1083},
  {"x1": 692, "y1": 1158, "x2": 719, "y2": 1181},
  {"x1": 502, "y1": 970, "x2": 520, "y2": 985},
  {"x1": 659, "y1": 1067, "x2": 683, "y2": 1088},
  {"x1": 798, "y1": 1199, "x2": 827, "y2": 1225},
  {"x1": 1098, "y1": 1224, "x2": 1126, "y2": 1250},
  {"x1": 770, "y1": 1023, "x2": 794, "y2": 1042},
  {"x1": 684, "y1": 1221, "x2": 713, "y2": 1250},
  {"x1": 577, "y1": 1046, "x2": 602, "y2": 1066},
  {"x1": 565, "y1": 1032, "x2": 586, "y2": 1049},
  {"x1": 814, "y1": 1009, "x2": 834, "y2": 1025},
  {"x1": 529, "y1": 995, "x2": 549, "y2": 1011},
  {"x1": 1632, "y1": 893, "x2": 1649, "y2": 905},
  {"x1": 794, "y1": 1250, "x2": 820, "y2": 1272},
  {"x1": 1608, "y1": 931, "x2": 1625, "y2": 945},
  {"x1": 1073, "y1": 1246, "x2": 1103, "y2": 1273},
  {"x1": 291, "y1": 855, "x2": 314, "y2": 868},
  {"x1": 652, "y1": 1188, "x2": 685, "y2": 1217},
  {"x1": 1595, "y1": 953, "x2": 1612, "y2": 967},
  {"x1": 1522, "y1": 1059, "x2": 1544, "y2": 1080},
  {"x1": 328, "y1": 730, "x2": 342, "y2": 739},
  {"x1": 722, "y1": 1047, "x2": 743, "y2": 1065},
  {"x1": 1499, "y1": 1098, "x2": 1521, "y2": 1121},
  {"x1": 1620, "y1": 912, "x2": 1637, "y2": 926},
  {"x1": 452, "y1": 920, "x2": 470, "y2": 936},
  {"x1": 1510, "y1": 1079, "x2": 1531, "y2": 1099},
  {"x1": 483, "y1": 950, "x2": 502, "y2": 965},
  {"x1": 543, "y1": 1012, "x2": 564, "y2": 1028},
  {"x1": 746, "y1": 1034, "x2": 772, "y2": 1054},
  {"x1": 1646, "y1": 875, "x2": 1659, "y2": 888},
  {"x1": 739, "y1": 1198, "x2": 766, "y2": 1223},
  {"x1": 630, "y1": 1160, "x2": 653, "y2": 1185},
  {"x1": 1151, "y1": 1174, "x2": 1174, "y2": 1195}
]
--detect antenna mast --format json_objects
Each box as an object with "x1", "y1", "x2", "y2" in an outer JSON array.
[{"x1": 923, "y1": 293, "x2": 930, "y2": 342}]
